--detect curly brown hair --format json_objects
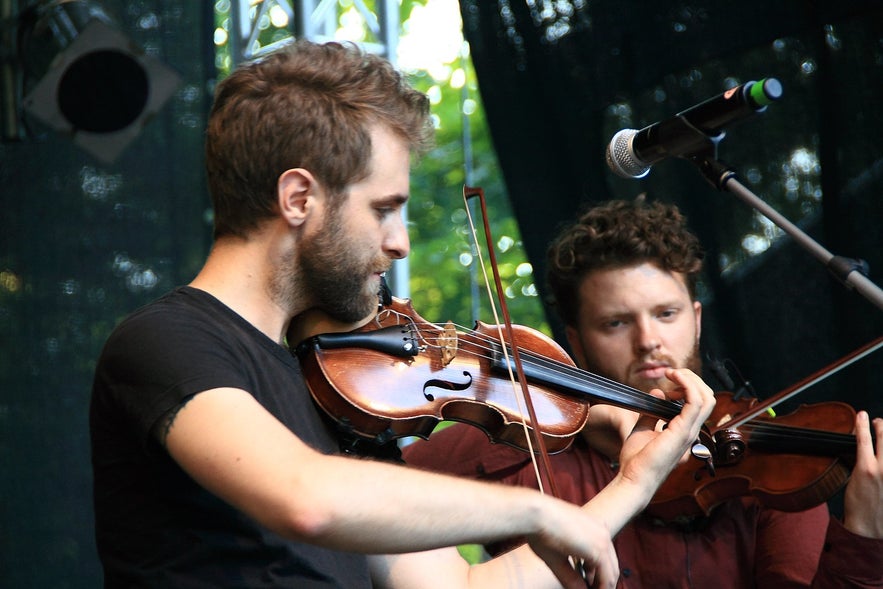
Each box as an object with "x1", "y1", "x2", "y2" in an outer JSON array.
[
  {"x1": 546, "y1": 196, "x2": 704, "y2": 327},
  {"x1": 205, "y1": 39, "x2": 434, "y2": 239}
]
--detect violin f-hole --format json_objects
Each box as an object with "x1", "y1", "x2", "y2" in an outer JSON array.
[{"x1": 423, "y1": 371, "x2": 474, "y2": 401}]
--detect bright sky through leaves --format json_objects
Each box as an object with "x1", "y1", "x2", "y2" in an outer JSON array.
[{"x1": 397, "y1": 0, "x2": 464, "y2": 76}]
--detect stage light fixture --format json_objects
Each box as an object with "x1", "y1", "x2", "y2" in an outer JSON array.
[{"x1": 13, "y1": 0, "x2": 181, "y2": 163}]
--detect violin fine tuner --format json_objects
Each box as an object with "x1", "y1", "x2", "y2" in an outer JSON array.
[
  {"x1": 691, "y1": 440, "x2": 716, "y2": 477},
  {"x1": 691, "y1": 441, "x2": 713, "y2": 462}
]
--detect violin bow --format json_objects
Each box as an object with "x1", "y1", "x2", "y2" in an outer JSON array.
[
  {"x1": 464, "y1": 185, "x2": 597, "y2": 584},
  {"x1": 714, "y1": 334, "x2": 883, "y2": 432},
  {"x1": 461, "y1": 186, "x2": 564, "y2": 502}
]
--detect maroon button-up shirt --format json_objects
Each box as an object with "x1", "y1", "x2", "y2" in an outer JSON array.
[{"x1": 404, "y1": 423, "x2": 883, "y2": 588}]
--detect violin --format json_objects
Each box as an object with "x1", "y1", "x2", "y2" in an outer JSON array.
[
  {"x1": 293, "y1": 295, "x2": 688, "y2": 453},
  {"x1": 647, "y1": 390, "x2": 858, "y2": 520},
  {"x1": 648, "y1": 335, "x2": 882, "y2": 519}
]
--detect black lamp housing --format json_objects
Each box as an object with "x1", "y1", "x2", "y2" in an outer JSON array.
[{"x1": 11, "y1": 0, "x2": 180, "y2": 163}]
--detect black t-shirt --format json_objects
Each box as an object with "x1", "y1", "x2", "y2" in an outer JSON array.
[{"x1": 90, "y1": 286, "x2": 372, "y2": 588}]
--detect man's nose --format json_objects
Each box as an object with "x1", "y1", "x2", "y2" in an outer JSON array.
[
  {"x1": 384, "y1": 216, "x2": 410, "y2": 260},
  {"x1": 635, "y1": 318, "x2": 661, "y2": 352}
]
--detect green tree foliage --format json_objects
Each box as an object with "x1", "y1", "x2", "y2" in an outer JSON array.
[{"x1": 405, "y1": 63, "x2": 550, "y2": 333}]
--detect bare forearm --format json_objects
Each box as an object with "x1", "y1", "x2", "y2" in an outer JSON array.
[
  {"x1": 580, "y1": 370, "x2": 717, "y2": 535},
  {"x1": 167, "y1": 389, "x2": 553, "y2": 555},
  {"x1": 287, "y1": 453, "x2": 551, "y2": 553},
  {"x1": 581, "y1": 474, "x2": 655, "y2": 535}
]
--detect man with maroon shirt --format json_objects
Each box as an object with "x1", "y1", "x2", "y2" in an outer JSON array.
[{"x1": 404, "y1": 198, "x2": 883, "y2": 588}]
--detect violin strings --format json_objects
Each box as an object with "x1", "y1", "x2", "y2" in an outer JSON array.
[
  {"x1": 412, "y1": 320, "x2": 680, "y2": 420},
  {"x1": 391, "y1": 315, "x2": 864, "y2": 457},
  {"x1": 738, "y1": 420, "x2": 856, "y2": 452},
  {"x1": 519, "y1": 347, "x2": 678, "y2": 414},
  {"x1": 419, "y1": 321, "x2": 634, "y2": 395}
]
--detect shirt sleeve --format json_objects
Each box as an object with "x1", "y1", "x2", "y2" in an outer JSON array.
[
  {"x1": 811, "y1": 517, "x2": 883, "y2": 588},
  {"x1": 754, "y1": 503, "x2": 883, "y2": 589},
  {"x1": 96, "y1": 300, "x2": 252, "y2": 446}
]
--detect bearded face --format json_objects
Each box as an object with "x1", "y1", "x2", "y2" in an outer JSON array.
[
  {"x1": 566, "y1": 263, "x2": 703, "y2": 397},
  {"x1": 296, "y1": 204, "x2": 388, "y2": 324},
  {"x1": 273, "y1": 124, "x2": 410, "y2": 327},
  {"x1": 614, "y1": 336, "x2": 702, "y2": 394}
]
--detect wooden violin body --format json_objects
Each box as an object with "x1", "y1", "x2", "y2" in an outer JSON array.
[
  {"x1": 295, "y1": 296, "x2": 591, "y2": 452},
  {"x1": 648, "y1": 391, "x2": 857, "y2": 520}
]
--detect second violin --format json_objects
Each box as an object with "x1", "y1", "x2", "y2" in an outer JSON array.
[{"x1": 648, "y1": 390, "x2": 859, "y2": 520}]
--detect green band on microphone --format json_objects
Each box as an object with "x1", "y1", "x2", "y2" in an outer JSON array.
[{"x1": 750, "y1": 78, "x2": 783, "y2": 106}]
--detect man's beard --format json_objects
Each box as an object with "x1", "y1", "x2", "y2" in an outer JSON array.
[
  {"x1": 625, "y1": 339, "x2": 703, "y2": 395},
  {"x1": 294, "y1": 209, "x2": 386, "y2": 324}
]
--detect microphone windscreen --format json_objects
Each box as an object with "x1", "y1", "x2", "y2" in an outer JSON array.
[{"x1": 606, "y1": 129, "x2": 650, "y2": 179}]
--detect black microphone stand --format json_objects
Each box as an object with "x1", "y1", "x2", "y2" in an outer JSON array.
[{"x1": 684, "y1": 141, "x2": 883, "y2": 312}]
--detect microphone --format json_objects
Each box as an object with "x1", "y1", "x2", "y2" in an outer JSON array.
[{"x1": 606, "y1": 78, "x2": 783, "y2": 179}]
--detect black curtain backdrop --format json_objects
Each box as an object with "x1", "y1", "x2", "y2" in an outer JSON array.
[
  {"x1": 458, "y1": 0, "x2": 883, "y2": 466},
  {"x1": 0, "y1": 2, "x2": 213, "y2": 586}
]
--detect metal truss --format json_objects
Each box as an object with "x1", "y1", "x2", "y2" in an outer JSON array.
[{"x1": 227, "y1": 0, "x2": 400, "y2": 65}]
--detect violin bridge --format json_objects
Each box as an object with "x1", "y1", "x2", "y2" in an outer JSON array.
[{"x1": 438, "y1": 321, "x2": 458, "y2": 366}]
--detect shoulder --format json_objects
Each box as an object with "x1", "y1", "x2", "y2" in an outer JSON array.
[
  {"x1": 113, "y1": 287, "x2": 217, "y2": 333},
  {"x1": 102, "y1": 287, "x2": 246, "y2": 363},
  {"x1": 94, "y1": 287, "x2": 256, "y2": 404},
  {"x1": 103, "y1": 288, "x2": 196, "y2": 347}
]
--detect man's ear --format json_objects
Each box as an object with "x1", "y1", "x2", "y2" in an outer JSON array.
[
  {"x1": 277, "y1": 168, "x2": 317, "y2": 227},
  {"x1": 693, "y1": 300, "x2": 703, "y2": 342}
]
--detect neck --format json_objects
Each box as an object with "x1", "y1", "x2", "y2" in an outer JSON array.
[{"x1": 190, "y1": 234, "x2": 303, "y2": 345}]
